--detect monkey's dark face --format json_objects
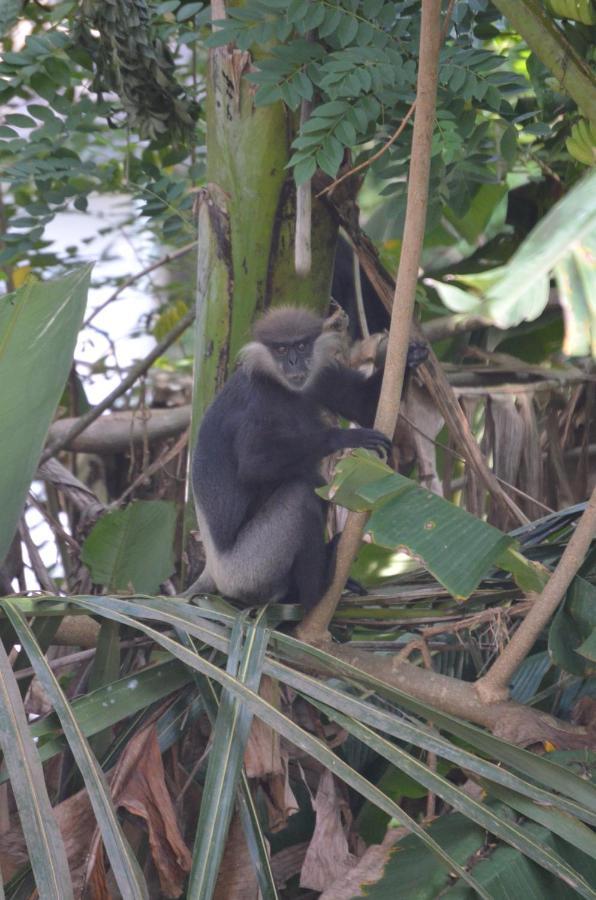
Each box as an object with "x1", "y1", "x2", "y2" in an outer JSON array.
[{"x1": 268, "y1": 338, "x2": 314, "y2": 388}]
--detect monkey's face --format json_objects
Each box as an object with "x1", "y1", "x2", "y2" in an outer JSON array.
[{"x1": 269, "y1": 338, "x2": 314, "y2": 389}]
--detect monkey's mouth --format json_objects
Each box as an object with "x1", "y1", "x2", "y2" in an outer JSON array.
[{"x1": 287, "y1": 372, "x2": 308, "y2": 387}]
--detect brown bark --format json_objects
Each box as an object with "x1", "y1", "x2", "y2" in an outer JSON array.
[
  {"x1": 312, "y1": 642, "x2": 590, "y2": 747},
  {"x1": 46, "y1": 406, "x2": 191, "y2": 455},
  {"x1": 297, "y1": 0, "x2": 443, "y2": 643}
]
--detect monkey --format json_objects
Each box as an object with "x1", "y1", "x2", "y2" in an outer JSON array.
[{"x1": 187, "y1": 306, "x2": 424, "y2": 610}]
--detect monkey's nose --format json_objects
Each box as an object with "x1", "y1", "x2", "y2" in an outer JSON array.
[{"x1": 288, "y1": 349, "x2": 298, "y2": 366}]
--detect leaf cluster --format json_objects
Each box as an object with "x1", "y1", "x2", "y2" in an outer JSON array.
[
  {"x1": 206, "y1": 0, "x2": 532, "y2": 229},
  {"x1": 208, "y1": 0, "x2": 420, "y2": 184},
  {"x1": 75, "y1": 0, "x2": 200, "y2": 142},
  {"x1": 0, "y1": 1, "x2": 205, "y2": 279}
]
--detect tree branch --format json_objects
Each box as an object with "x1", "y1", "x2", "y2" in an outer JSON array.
[
  {"x1": 40, "y1": 308, "x2": 195, "y2": 464},
  {"x1": 83, "y1": 241, "x2": 197, "y2": 328},
  {"x1": 318, "y1": 642, "x2": 589, "y2": 748},
  {"x1": 476, "y1": 485, "x2": 596, "y2": 702},
  {"x1": 46, "y1": 405, "x2": 191, "y2": 455},
  {"x1": 297, "y1": 0, "x2": 443, "y2": 642}
]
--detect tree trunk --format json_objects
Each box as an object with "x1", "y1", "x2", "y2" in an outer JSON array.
[{"x1": 192, "y1": 45, "x2": 337, "y2": 424}]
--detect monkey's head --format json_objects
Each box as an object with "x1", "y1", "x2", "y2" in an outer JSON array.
[{"x1": 239, "y1": 306, "x2": 342, "y2": 391}]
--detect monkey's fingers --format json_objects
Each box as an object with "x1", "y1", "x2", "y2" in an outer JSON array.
[
  {"x1": 406, "y1": 340, "x2": 428, "y2": 369},
  {"x1": 358, "y1": 429, "x2": 392, "y2": 455}
]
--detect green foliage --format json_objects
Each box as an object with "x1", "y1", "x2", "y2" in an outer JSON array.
[
  {"x1": 188, "y1": 612, "x2": 269, "y2": 898},
  {"x1": 427, "y1": 169, "x2": 596, "y2": 356},
  {"x1": 81, "y1": 500, "x2": 177, "y2": 592},
  {"x1": 545, "y1": 0, "x2": 596, "y2": 26},
  {"x1": 362, "y1": 809, "x2": 596, "y2": 900},
  {"x1": 0, "y1": 0, "x2": 589, "y2": 286},
  {"x1": 0, "y1": 1, "x2": 203, "y2": 282},
  {"x1": 319, "y1": 450, "x2": 513, "y2": 600},
  {"x1": 550, "y1": 577, "x2": 596, "y2": 676},
  {"x1": 0, "y1": 635, "x2": 73, "y2": 898},
  {"x1": 207, "y1": 0, "x2": 530, "y2": 222},
  {"x1": 0, "y1": 267, "x2": 91, "y2": 565},
  {"x1": 75, "y1": 0, "x2": 199, "y2": 141},
  {"x1": 566, "y1": 118, "x2": 596, "y2": 165}
]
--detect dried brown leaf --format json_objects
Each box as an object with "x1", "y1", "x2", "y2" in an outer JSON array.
[
  {"x1": 401, "y1": 381, "x2": 444, "y2": 495},
  {"x1": 74, "y1": 724, "x2": 191, "y2": 898},
  {"x1": 349, "y1": 333, "x2": 386, "y2": 372},
  {"x1": 461, "y1": 397, "x2": 485, "y2": 518},
  {"x1": 300, "y1": 771, "x2": 357, "y2": 892},
  {"x1": 487, "y1": 395, "x2": 524, "y2": 529},
  {"x1": 0, "y1": 825, "x2": 28, "y2": 883},
  {"x1": 112, "y1": 725, "x2": 191, "y2": 898},
  {"x1": 261, "y1": 754, "x2": 299, "y2": 832},
  {"x1": 546, "y1": 409, "x2": 575, "y2": 508},
  {"x1": 213, "y1": 812, "x2": 260, "y2": 900},
  {"x1": 270, "y1": 841, "x2": 308, "y2": 888},
  {"x1": 320, "y1": 827, "x2": 407, "y2": 900},
  {"x1": 517, "y1": 393, "x2": 543, "y2": 517},
  {"x1": 52, "y1": 782, "x2": 105, "y2": 897},
  {"x1": 244, "y1": 675, "x2": 284, "y2": 778}
]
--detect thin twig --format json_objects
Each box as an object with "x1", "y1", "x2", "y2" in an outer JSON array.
[
  {"x1": 297, "y1": 0, "x2": 443, "y2": 642},
  {"x1": 27, "y1": 493, "x2": 80, "y2": 552},
  {"x1": 351, "y1": 239, "x2": 370, "y2": 339},
  {"x1": 84, "y1": 241, "x2": 197, "y2": 328},
  {"x1": 398, "y1": 410, "x2": 554, "y2": 514},
  {"x1": 113, "y1": 429, "x2": 189, "y2": 506},
  {"x1": 18, "y1": 520, "x2": 57, "y2": 593},
  {"x1": 317, "y1": 179, "x2": 529, "y2": 524},
  {"x1": 316, "y1": 0, "x2": 457, "y2": 199},
  {"x1": 14, "y1": 639, "x2": 151, "y2": 681},
  {"x1": 317, "y1": 104, "x2": 416, "y2": 199},
  {"x1": 40, "y1": 308, "x2": 196, "y2": 464},
  {"x1": 393, "y1": 602, "x2": 531, "y2": 662}
]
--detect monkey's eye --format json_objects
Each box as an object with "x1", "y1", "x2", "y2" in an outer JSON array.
[
  {"x1": 297, "y1": 342, "x2": 306, "y2": 352},
  {"x1": 276, "y1": 345, "x2": 287, "y2": 355}
]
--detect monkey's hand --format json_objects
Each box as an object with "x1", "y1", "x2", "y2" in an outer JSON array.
[
  {"x1": 372, "y1": 336, "x2": 428, "y2": 371},
  {"x1": 406, "y1": 340, "x2": 428, "y2": 370},
  {"x1": 348, "y1": 428, "x2": 392, "y2": 456}
]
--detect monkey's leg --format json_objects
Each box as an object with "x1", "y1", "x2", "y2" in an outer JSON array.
[
  {"x1": 182, "y1": 566, "x2": 217, "y2": 599},
  {"x1": 208, "y1": 481, "x2": 316, "y2": 604},
  {"x1": 286, "y1": 493, "x2": 330, "y2": 610}
]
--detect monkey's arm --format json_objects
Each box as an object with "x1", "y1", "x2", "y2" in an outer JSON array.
[
  {"x1": 312, "y1": 365, "x2": 383, "y2": 427},
  {"x1": 314, "y1": 341, "x2": 428, "y2": 427},
  {"x1": 236, "y1": 422, "x2": 389, "y2": 484}
]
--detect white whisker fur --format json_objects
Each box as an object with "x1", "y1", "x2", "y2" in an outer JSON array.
[{"x1": 238, "y1": 330, "x2": 345, "y2": 392}]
